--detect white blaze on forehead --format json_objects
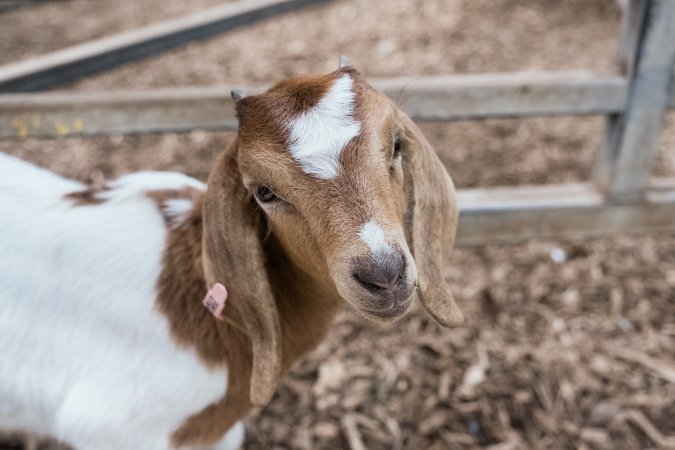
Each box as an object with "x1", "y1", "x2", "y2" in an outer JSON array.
[
  {"x1": 286, "y1": 74, "x2": 361, "y2": 179},
  {"x1": 359, "y1": 220, "x2": 393, "y2": 256}
]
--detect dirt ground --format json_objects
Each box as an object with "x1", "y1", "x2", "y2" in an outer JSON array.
[{"x1": 1, "y1": 0, "x2": 675, "y2": 449}]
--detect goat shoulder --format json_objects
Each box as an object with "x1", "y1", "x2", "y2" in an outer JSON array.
[{"x1": 0, "y1": 156, "x2": 240, "y2": 450}]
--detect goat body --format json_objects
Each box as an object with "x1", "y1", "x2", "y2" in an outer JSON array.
[{"x1": 0, "y1": 153, "x2": 243, "y2": 449}]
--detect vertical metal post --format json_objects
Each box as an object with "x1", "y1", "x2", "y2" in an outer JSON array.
[
  {"x1": 616, "y1": 0, "x2": 649, "y2": 72},
  {"x1": 594, "y1": 0, "x2": 675, "y2": 202}
]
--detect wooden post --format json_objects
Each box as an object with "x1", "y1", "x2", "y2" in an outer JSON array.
[{"x1": 594, "y1": 0, "x2": 675, "y2": 202}]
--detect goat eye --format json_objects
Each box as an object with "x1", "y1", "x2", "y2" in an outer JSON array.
[
  {"x1": 254, "y1": 185, "x2": 277, "y2": 203},
  {"x1": 393, "y1": 136, "x2": 402, "y2": 158}
]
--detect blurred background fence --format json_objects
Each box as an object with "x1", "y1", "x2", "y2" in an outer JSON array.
[{"x1": 0, "y1": 0, "x2": 674, "y2": 246}]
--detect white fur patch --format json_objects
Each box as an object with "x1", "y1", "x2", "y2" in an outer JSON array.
[
  {"x1": 100, "y1": 171, "x2": 206, "y2": 204},
  {"x1": 161, "y1": 198, "x2": 197, "y2": 229},
  {"x1": 0, "y1": 155, "x2": 238, "y2": 450},
  {"x1": 287, "y1": 74, "x2": 361, "y2": 179},
  {"x1": 359, "y1": 220, "x2": 392, "y2": 256}
]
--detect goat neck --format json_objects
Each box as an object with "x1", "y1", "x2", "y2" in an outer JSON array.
[{"x1": 157, "y1": 190, "x2": 342, "y2": 446}]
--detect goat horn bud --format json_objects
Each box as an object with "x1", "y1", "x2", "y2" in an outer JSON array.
[
  {"x1": 338, "y1": 55, "x2": 350, "y2": 69},
  {"x1": 231, "y1": 89, "x2": 245, "y2": 101}
]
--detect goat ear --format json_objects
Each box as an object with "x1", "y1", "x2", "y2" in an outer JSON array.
[
  {"x1": 401, "y1": 115, "x2": 464, "y2": 328},
  {"x1": 202, "y1": 140, "x2": 282, "y2": 406}
]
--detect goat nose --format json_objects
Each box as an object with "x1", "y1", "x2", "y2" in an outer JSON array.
[
  {"x1": 369, "y1": 272, "x2": 400, "y2": 290},
  {"x1": 354, "y1": 253, "x2": 404, "y2": 292}
]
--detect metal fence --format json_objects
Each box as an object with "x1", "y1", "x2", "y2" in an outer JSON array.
[{"x1": 0, "y1": 0, "x2": 673, "y2": 245}]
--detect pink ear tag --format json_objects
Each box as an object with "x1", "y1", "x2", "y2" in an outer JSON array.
[{"x1": 202, "y1": 283, "x2": 228, "y2": 320}]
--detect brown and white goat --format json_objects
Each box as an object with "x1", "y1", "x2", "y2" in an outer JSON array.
[{"x1": 0, "y1": 66, "x2": 463, "y2": 449}]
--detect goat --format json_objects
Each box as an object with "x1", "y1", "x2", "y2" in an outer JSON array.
[{"x1": 0, "y1": 65, "x2": 463, "y2": 450}]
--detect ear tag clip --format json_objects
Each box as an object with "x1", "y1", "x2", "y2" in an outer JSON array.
[{"x1": 202, "y1": 283, "x2": 228, "y2": 320}]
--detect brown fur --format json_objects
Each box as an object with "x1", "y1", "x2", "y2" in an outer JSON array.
[
  {"x1": 152, "y1": 67, "x2": 462, "y2": 447},
  {"x1": 154, "y1": 188, "x2": 341, "y2": 447},
  {"x1": 63, "y1": 185, "x2": 107, "y2": 205}
]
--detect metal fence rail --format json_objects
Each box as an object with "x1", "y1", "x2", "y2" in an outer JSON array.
[
  {"x1": 456, "y1": 180, "x2": 675, "y2": 245},
  {"x1": 0, "y1": 0, "x2": 329, "y2": 92},
  {"x1": 0, "y1": 72, "x2": 647, "y2": 140}
]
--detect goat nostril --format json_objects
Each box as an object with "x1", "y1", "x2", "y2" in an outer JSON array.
[
  {"x1": 369, "y1": 273, "x2": 400, "y2": 290},
  {"x1": 354, "y1": 269, "x2": 402, "y2": 292}
]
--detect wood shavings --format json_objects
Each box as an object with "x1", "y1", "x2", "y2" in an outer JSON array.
[
  {"x1": 622, "y1": 409, "x2": 675, "y2": 450},
  {"x1": 341, "y1": 415, "x2": 366, "y2": 450}
]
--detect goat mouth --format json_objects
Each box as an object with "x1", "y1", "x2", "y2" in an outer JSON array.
[{"x1": 360, "y1": 299, "x2": 412, "y2": 320}]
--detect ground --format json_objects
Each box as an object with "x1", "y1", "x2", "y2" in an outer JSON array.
[{"x1": 1, "y1": 0, "x2": 674, "y2": 449}]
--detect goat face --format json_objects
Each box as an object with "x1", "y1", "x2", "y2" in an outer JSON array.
[
  {"x1": 203, "y1": 67, "x2": 463, "y2": 405},
  {"x1": 229, "y1": 67, "x2": 462, "y2": 326}
]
